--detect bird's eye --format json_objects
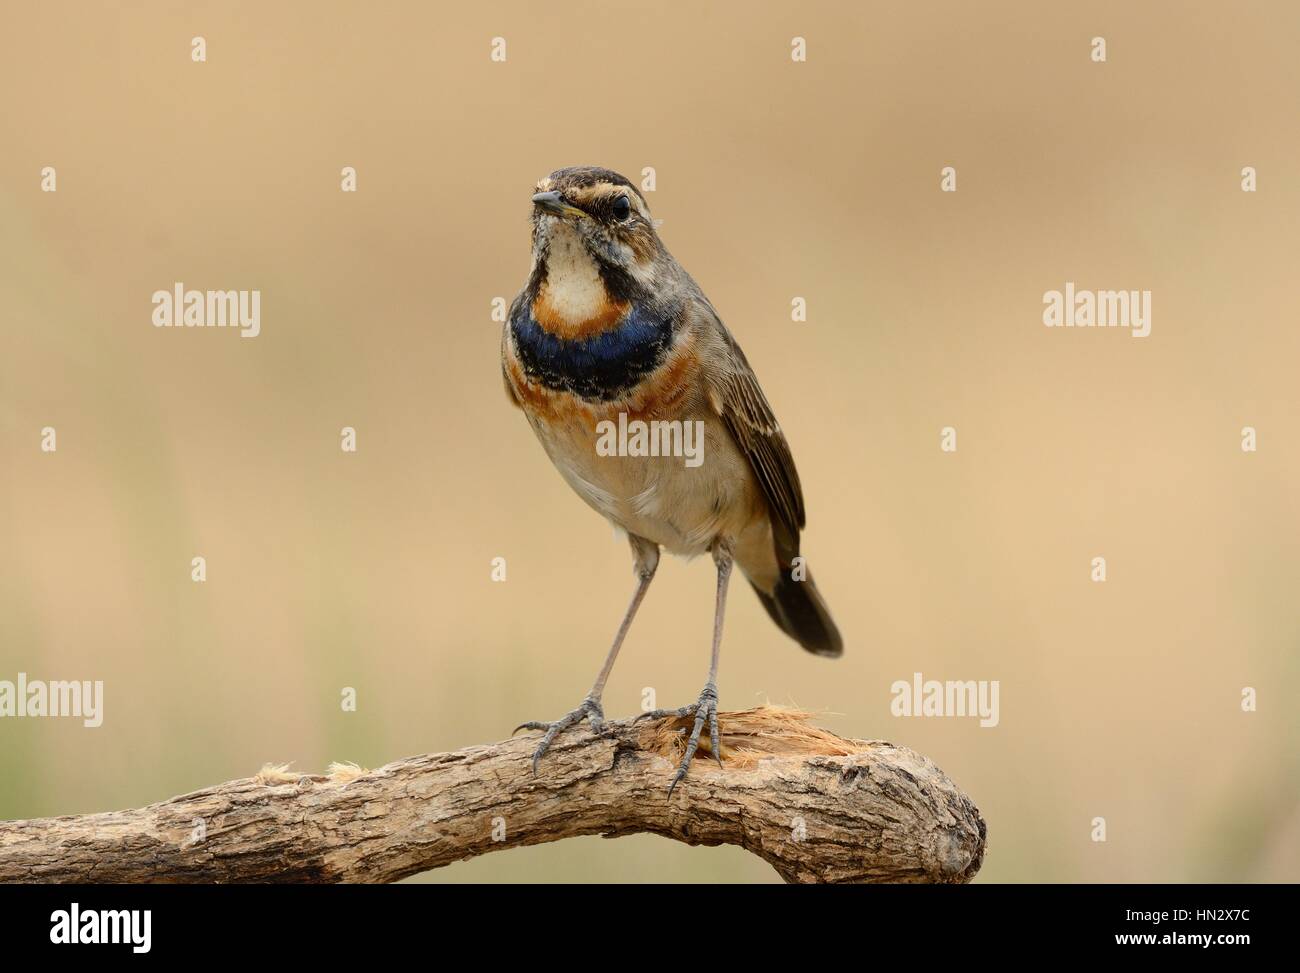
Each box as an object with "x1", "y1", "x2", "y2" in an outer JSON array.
[{"x1": 611, "y1": 195, "x2": 632, "y2": 221}]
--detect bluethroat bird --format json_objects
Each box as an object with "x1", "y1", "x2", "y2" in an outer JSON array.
[{"x1": 504, "y1": 166, "x2": 842, "y2": 794}]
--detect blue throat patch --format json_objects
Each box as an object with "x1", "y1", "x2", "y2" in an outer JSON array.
[{"x1": 511, "y1": 301, "x2": 675, "y2": 400}]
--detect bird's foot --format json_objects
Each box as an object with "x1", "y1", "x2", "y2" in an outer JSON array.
[
  {"x1": 635, "y1": 682, "x2": 721, "y2": 796},
  {"x1": 513, "y1": 696, "x2": 604, "y2": 775}
]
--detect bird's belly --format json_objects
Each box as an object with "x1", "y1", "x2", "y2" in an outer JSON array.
[{"x1": 528, "y1": 409, "x2": 760, "y2": 557}]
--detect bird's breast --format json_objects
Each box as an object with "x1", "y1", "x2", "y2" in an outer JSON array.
[
  {"x1": 502, "y1": 305, "x2": 767, "y2": 556},
  {"x1": 509, "y1": 293, "x2": 676, "y2": 402}
]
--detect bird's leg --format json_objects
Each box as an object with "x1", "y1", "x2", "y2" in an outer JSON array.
[
  {"x1": 636, "y1": 538, "x2": 734, "y2": 796},
  {"x1": 514, "y1": 535, "x2": 659, "y2": 775}
]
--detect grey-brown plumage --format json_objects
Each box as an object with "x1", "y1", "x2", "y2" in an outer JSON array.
[{"x1": 505, "y1": 166, "x2": 841, "y2": 792}]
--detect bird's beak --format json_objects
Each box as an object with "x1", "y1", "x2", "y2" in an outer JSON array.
[{"x1": 532, "y1": 191, "x2": 587, "y2": 220}]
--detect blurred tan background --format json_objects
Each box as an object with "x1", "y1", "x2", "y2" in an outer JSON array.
[{"x1": 1, "y1": 0, "x2": 1297, "y2": 882}]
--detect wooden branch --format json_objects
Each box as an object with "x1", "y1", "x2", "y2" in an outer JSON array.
[{"x1": 0, "y1": 706, "x2": 985, "y2": 884}]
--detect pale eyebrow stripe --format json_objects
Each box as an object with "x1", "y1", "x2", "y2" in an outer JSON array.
[{"x1": 575, "y1": 182, "x2": 650, "y2": 219}]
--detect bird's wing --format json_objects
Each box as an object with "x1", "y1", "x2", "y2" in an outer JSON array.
[{"x1": 705, "y1": 315, "x2": 806, "y2": 559}]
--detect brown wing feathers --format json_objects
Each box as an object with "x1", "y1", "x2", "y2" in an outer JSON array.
[{"x1": 712, "y1": 331, "x2": 806, "y2": 562}]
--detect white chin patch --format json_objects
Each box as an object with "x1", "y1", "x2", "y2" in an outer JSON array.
[{"x1": 542, "y1": 222, "x2": 608, "y2": 323}]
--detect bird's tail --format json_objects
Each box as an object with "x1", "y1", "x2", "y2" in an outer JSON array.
[{"x1": 747, "y1": 568, "x2": 843, "y2": 658}]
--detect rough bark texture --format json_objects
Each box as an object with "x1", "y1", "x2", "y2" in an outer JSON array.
[{"x1": 0, "y1": 707, "x2": 985, "y2": 884}]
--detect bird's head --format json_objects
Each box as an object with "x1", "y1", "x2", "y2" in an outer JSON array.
[{"x1": 528, "y1": 166, "x2": 671, "y2": 299}]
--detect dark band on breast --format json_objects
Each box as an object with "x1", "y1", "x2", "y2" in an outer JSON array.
[{"x1": 510, "y1": 302, "x2": 675, "y2": 401}]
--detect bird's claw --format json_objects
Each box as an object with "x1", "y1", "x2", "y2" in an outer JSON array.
[
  {"x1": 636, "y1": 682, "x2": 722, "y2": 796},
  {"x1": 513, "y1": 696, "x2": 605, "y2": 775}
]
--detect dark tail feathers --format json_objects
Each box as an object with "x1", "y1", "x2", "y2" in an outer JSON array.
[{"x1": 749, "y1": 571, "x2": 843, "y2": 658}]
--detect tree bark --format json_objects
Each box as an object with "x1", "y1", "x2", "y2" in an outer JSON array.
[{"x1": 0, "y1": 707, "x2": 985, "y2": 884}]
